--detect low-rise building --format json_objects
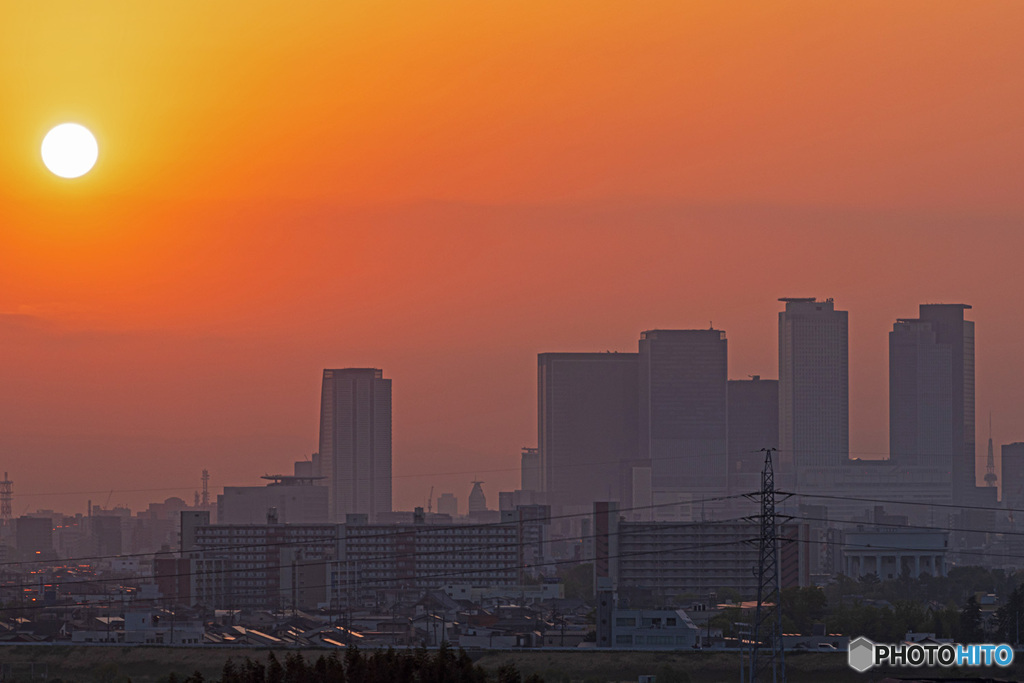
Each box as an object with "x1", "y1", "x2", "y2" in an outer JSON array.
[
  {"x1": 843, "y1": 526, "x2": 948, "y2": 579},
  {"x1": 218, "y1": 475, "x2": 329, "y2": 525},
  {"x1": 597, "y1": 606, "x2": 700, "y2": 650}
]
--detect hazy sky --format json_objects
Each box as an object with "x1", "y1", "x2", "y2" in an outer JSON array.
[{"x1": 2, "y1": 2, "x2": 1023, "y2": 514}]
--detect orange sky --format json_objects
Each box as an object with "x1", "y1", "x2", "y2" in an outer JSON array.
[{"x1": 2, "y1": 2, "x2": 1024, "y2": 513}]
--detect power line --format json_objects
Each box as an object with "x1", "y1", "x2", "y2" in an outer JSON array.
[
  {"x1": 8, "y1": 518, "x2": 1023, "y2": 617},
  {"x1": 5, "y1": 447, "x2": 783, "y2": 500},
  {"x1": 783, "y1": 490, "x2": 1019, "y2": 515},
  {"x1": 789, "y1": 513, "x2": 1016, "y2": 539},
  {"x1": 16, "y1": 530, "x2": 1021, "y2": 619},
  {"x1": 0, "y1": 535, "x2": 760, "y2": 616},
  {"x1": 779, "y1": 531, "x2": 1024, "y2": 567},
  {"x1": 0, "y1": 515, "x2": 759, "y2": 595},
  {"x1": 0, "y1": 492, "x2": 751, "y2": 569}
]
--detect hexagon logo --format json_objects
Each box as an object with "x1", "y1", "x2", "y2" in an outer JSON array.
[{"x1": 848, "y1": 636, "x2": 875, "y2": 672}]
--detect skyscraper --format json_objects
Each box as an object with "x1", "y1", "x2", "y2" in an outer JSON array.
[
  {"x1": 727, "y1": 376, "x2": 779, "y2": 491},
  {"x1": 521, "y1": 447, "x2": 542, "y2": 492},
  {"x1": 778, "y1": 298, "x2": 848, "y2": 481},
  {"x1": 468, "y1": 481, "x2": 487, "y2": 513},
  {"x1": 318, "y1": 368, "x2": 392, "y2": 522},
  {"x1": 1001, "y1": 443, "x2": 1024, "y2": 510},
  {"x1": 890, "y1": 304, "x2": 974, "y2": 502},
  {"x1": 889, "y1": 317, "x2": 953, "y2": 471},
  {"x1": 436, "y1": 492, "x2": 458, "y2": 517},
  {"x1": 638, "y1": 329, "x2": 728, "y2": 492},
  {"x1": 538, "y1": 352, "x2": 639, "y2": 507}
]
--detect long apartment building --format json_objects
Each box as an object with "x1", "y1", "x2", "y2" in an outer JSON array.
[
  {"x1": 158, "y1": 512, "x2": 526, "y2": 610},
  {"x1": 593, "y1": 504, "x2": 809, "y2": 600},
  {"x1": 157, "y1": 514, "x2": 337, "y2": 610},
  {"x1": 334, "y1": 516, "x2": 521, "y2": 598}
]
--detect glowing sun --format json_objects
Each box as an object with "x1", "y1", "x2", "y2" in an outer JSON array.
[{"x1": 41, "y1": 123, "x2": 98, "y2": 178}]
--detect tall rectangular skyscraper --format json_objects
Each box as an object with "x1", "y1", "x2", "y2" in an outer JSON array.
[
  {"x1": 521, "y1": 447, "x2": 542, "y2": 492},
  {"x1": 889, "y1": 318, "x2": 953, "y2": 470},
  {"x1": 1001, "y1": 443, "x2": 1024, "y2": 510},
  {"x1": 538, "y1": 353, "x2": 639, "y2": 508},
  {"x1": 318, "y1": 368, "x2": 392, "y2": 522},
  {"x1": 778, "y1": 298, "x2": 848, "y2": 481},
  {"x1": 638, "y1": 329, "x2": 728, "y2": 492},
  {"x1": 727, "y1": 376, "x2": 779, "y2": 487},
  {"x1": 890, "y1": 304, "x2": 974, "y2": 502}
]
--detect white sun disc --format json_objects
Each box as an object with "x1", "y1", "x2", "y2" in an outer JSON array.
[{"x1": 41, "y1": 123, "x2": 99, "y2": 178}]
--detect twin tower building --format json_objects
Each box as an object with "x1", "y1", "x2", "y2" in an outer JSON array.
[
  {"x1": 314, "y1": 299, "x2": 977, "y2": 522},
  {"x1": 539, "y1": 298, "x2": 978, "y2": 518}
]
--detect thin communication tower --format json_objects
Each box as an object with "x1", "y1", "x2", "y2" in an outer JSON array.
[
  {"x1": 0, "y1": 472, "x2": 12, "y2": 522},
  {"x1": 750, "y1": 448, "x2": 786, "y2": 683},
  {"x1": 985, "y1": 414, "x2": 998, "y2": 488},
  {"x1": 201, "y1": 469, "x2": 210, "y2": 507}
]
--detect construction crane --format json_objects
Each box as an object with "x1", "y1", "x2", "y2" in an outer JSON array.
[{"x1": 427, "y1": 486, "x2": 434, "y2": 513}]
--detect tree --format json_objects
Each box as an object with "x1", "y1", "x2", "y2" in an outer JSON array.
[
  {"x1": 781, "y1": 586, "x2": 827, "y2": 634},
  {"x1": 559, "y1": 563, "x2": 594, "y2": 601},
  {"x1": 220, "y1": 659, "x2": 239, "y2": 683},
  {"x1": 893, "y1": 600, "x2": 928, "y2": 635},
  {"x1": 859, "y1": 572, "x2": 880, "y2": 586},
  {"x1": 995, "y1": 584, "x2": 1024, "y2": 644},
  {"x1": 265, "y1": 653, "x2": 284, "y2": 683},
  {"x1": 284, "y1": 652, "x2": 309, "y2": 683},
  {"x1": 345, "y1": 646, "x2": 367, "y2": 683},
  {"x1": 957, "y1": 595, "x2": 984, "y2": 642},
  {"x1": 496, "y1": 662, "x2": 521, "y2": 683}
]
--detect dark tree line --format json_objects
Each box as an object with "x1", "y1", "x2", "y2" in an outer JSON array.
[{"x1": 165, "y1": 645, "x2": 542, "y2": 683}]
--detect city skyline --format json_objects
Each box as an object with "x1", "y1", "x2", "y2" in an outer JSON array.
[
  {"x1": 4, "y1": 2, "x2": 1024, "y2": 516},
  {"x1": 7, "y1": 4, "x2": 1024, "y2": 673},
  {"x1": 1, "y1": 296, "x2": 1018, "y2": 516}
]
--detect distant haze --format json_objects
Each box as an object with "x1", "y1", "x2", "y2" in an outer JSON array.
[{"x1": 1, "y1": 2, "x2": 1023, "y2": 512}]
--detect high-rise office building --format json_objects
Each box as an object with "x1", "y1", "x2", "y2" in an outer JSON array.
[
  {"x1": 890, "y1": 304, "x2": 974, "y2": 502},
  {"x1": 778, "y1": 298, "x2": 848, "y2": 481},
  {"x1": 727, "y1": 376, "x2": 779, "y2": 490},
  {"x1": 889, "y1": 318, "x2": 953, "y2": 471},
  {"x1": 638, "y1": 329, "x2": 728, "y2": 492},
  {"x1": 521, "y1": 447, "x2": 542, "y2": 492},
  {"x1": 538, "y1": 353, "x2": 639, "y2": 507},
  {"x1": 1001, "y1": 443, "x2": 1024, "y2": 510},
  {"x1": 318, "y1": 368, "x2": 392, "y2": 522},
  {"x1": 468, "y1": 481, "x2": 487, "y2": 513},
  {"x1": 436, "y1": 493, "x2": 458, "y2": 517},
  {"x1": 920, "y1": 304, "x2": 975, "y2": 502}
]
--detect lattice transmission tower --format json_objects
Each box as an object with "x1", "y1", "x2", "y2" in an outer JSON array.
[
  {"x1": 0, "y1": 472, "x2": 12, "y2": 523},
  {"x1": 749, "y1": 448, "x2": 786, "y2": 683}
]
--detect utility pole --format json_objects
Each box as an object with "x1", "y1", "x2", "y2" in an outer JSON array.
[
  {"x1": 735, "y1": 621, "x2": 750, "y2": 682},
  {"x1": 749, "y1": 448, "x2": 787, "y2": 683}
]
